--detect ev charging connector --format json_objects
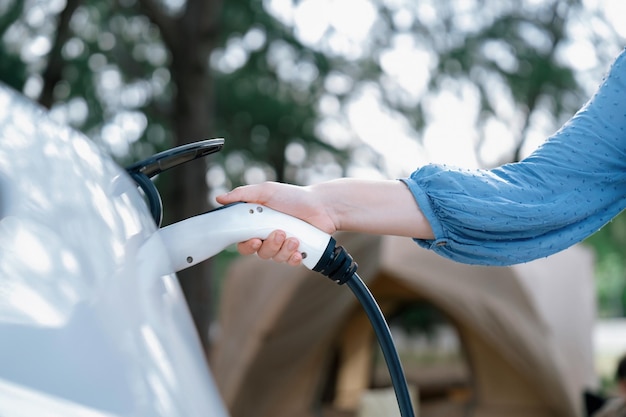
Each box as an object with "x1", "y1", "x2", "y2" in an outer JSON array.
[
  {"x1": 157, "y1": 202, "x2": 415, "y2": 417},
  {"x1": 127, "y1": 140, "x2": 416, "y2": 417}
]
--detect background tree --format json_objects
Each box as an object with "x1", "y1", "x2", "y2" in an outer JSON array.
[{"x1": 1, "y1": 0, "x2": 624, "y2": 350}]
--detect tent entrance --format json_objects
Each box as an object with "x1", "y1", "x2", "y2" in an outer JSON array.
[{"x1": 318, "y1": 291, "x2": 472, "y2": 417}]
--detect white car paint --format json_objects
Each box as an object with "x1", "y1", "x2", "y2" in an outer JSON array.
[{"x1": 0, "y1": 84, "x2": 229, "y2": 417}]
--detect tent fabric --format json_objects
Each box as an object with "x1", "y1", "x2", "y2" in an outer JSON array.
[{"x1": 210, "y1": 233, "x2": 595, "y2": 417}]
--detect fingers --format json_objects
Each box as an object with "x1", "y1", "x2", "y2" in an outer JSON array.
[
  {"x1": 255, "y1": 230, "x2": 284, "y2": 259},
  {"x1": 236, "y1": 231, "x2": 303, "y2": 266},
  {"x1": 237, "y1": 239, "x2": 262, "y2": 255},
  {"x1": 257, "y1": 231, "x2": 298, "y2": 263}
]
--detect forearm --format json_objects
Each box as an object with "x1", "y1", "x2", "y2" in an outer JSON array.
[{"x1": 311, "y1": 178, "x2": 434, "y2": 239}]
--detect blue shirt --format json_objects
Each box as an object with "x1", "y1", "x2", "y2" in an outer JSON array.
[{"x1": 402, "y1": 48, "x2": 626, "y2": 266}]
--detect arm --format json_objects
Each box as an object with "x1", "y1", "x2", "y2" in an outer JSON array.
[
  {"x1": 406, "y1": 47, "x2": 626, "y2": 265},
  {"x1": 219, "y1": 48, "x2": 626, "y2": 267},
  {"x1": 216, "y1": 179, "x2": 434, "y2": 265}
]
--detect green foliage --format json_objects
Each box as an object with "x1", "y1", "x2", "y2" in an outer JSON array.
[
  {"x1": 0, "y1": 0, "x2": 173, "y2": 166},
  {"x1": 0, "y1": 0, "x2": 27, "y2": 91},
  {"x1": 211, "y1": 0, "x2": 351, "y2": 185},
  {"x1": 0, "y1": 48, "x2": 27, "y2": 92},
  {"x1": 432, "y1": 0, "x2": 584, "y2": 163},
  {"x1": 585, "y1": 211, "x2": 626, "y2": 317}
]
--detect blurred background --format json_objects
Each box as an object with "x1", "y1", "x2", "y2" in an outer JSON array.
[{"x1": 1, "y1": 0, "x2": 625, "y2": 413}]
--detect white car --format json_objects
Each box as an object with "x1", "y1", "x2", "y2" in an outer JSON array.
[
  {"x1": 0, "y1": 82, "x2": 414, "y2": 417},
  {"x1": 0, "y1": 83, "x2": 230, "y2": 417}
]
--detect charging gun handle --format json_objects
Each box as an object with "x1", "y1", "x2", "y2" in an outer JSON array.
[{"x1": 158, "y1": 202, "x2": 335, "y2": 273}]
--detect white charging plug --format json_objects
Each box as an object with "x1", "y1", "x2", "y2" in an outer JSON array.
[{"x1": 158, "y1": 203, "x2": 332, "y2": 272}]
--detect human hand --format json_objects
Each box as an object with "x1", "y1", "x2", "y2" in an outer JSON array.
[
  {"x1": 216, "y1": 182, "x2": 337, "y2": 266},
  {"x1": 216, "y1": 178, "x2": 432, "y2": 265}
]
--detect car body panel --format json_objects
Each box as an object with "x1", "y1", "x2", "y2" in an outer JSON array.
[{"x1": 0, "y1": 84, "x2": 228, "y2": 417}]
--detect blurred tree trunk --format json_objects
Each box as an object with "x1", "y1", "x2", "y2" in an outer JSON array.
[
  {"x1": 38, "y1": 0, "x2": 82, "y2": 109},
  {"x1": 137, "y1": 0, "x2": 223, "y2": 352}
]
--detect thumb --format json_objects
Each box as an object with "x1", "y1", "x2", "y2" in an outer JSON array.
[
  {"x1": 216, "y1": 184, "x2": 265, "y2": 205},
  {"x1": 215, "y1": 189, "x2": 240, "y2": 205}
]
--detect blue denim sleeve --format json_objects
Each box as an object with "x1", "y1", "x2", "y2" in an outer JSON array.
[{"x1": 402, "y1": 48, "x2": 626, "y2": 266}]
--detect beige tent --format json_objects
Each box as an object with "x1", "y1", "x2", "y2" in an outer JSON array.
[{"x1": 210, "y1": 233, "x2": 596, "y2": 417}]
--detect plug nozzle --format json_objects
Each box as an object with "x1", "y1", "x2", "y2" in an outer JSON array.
[{"x1": 313, "y1": 238, "x2": 358, "y2": 285}]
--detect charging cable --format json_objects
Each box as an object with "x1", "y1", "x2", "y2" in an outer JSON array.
[
  {"x1": 158, "y1": 202, "x2": 415, "y2": 417},
  {"x1": 313, "y1": 239, "x2": 415, "y2": 417}
]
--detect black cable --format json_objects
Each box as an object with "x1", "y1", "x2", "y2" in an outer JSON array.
[
  {"x1": 313, "y1": 239, "x2": 415, "y2": 417},
  {"x1": 346, "y1": 273, "x2": 415, "y2": 417}
]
